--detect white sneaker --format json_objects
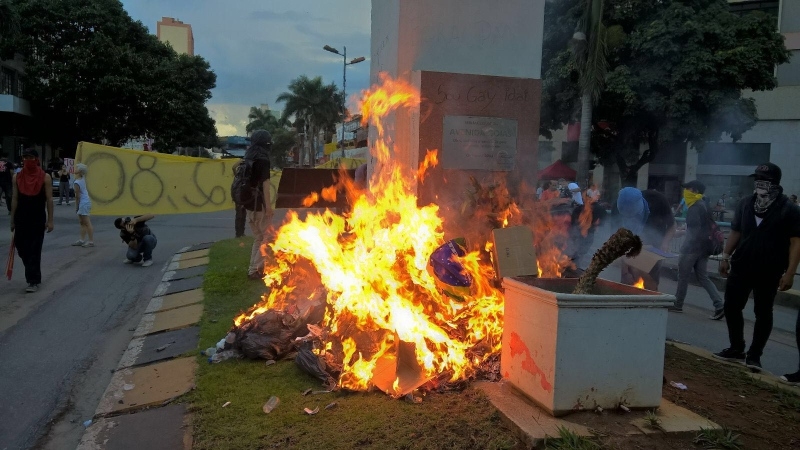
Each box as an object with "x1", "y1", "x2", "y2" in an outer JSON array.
[
  {"x1": 141, "y1": 260, "x2": 154, "y2": 267},
  {"x1": 123, "y1": 259, "x2": 133, "y2": 264},
  {"x1": 71, "y1": 240, "x2": 85, "y2": 246},
  {"x1": 82, "y1": 241, "x2": 94, "y2": 247}
]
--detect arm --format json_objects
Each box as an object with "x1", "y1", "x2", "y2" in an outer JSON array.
[
  {"x1": 44, "y1": 174, "x2": 54, "y2": 232},
  {"x1": 9, "y1": 174, "x2": 17, "y2": 232},
  {"x1": 780, "y1": 237, "x2": 800, "y2": 291},
  {"x1": 132, "y1": 214, "x2": 155, "y2": 224},
  {"x1": 719, "y1": 230, "x2": 741, "y2": 277},
  {"x1": 73, "y1": 182, "x2": 81, "y2": 212},
  {"x1": 262, "y1": 179, "x2": 272, "y2": 219}
]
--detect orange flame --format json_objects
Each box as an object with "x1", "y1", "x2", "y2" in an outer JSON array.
[
  {"x1": 634, "y1": 277, "x2": 645, "y2": 289},
  {"x1": 234, "y1": 73, "x2": 574, "y2": 395}
]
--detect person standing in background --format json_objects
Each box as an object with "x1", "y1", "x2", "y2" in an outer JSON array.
[
  {"x1": 10, "y1": 148, "x2": 54, "y2": 292},
  {"x1": 71, "y1": 163, "x2": 94, "y2": 247},
  {"x1": 0, "y1": 156, "x2": 14, "y2": 214},
  {"x1": 57, "y1": 163, "x2": 70, "y2": 205}
]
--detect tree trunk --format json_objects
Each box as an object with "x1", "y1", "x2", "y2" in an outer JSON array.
[{"x1": 576, "y1": 92, "x2": 593, "y2": 188}]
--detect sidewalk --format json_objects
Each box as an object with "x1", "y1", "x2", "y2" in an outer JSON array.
[{"x1": 77, "y1": 243, "x2": 212, "y2": 450}]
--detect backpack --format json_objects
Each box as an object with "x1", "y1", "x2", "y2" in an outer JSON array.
[{"x1": 231, "y1": 152, "x2": 268, "y2": 211}]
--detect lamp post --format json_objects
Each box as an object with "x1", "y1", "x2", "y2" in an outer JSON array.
[{"x1": 323, "y1": 45, "x2": 365, "y2": 158}]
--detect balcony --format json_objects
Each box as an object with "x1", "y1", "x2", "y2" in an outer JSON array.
[{"x1": 0, "y1": 94, "x2": 30, "y2": 116}]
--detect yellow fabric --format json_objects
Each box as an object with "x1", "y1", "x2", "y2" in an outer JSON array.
[
  {"x1": 315, "y1": 157, "x2": 366, "y2": 169},
  {"x1": 75, "y1": 141, "x2": 283, "y2": 215},
  {"x1": 683, "y1": 189, "x2": 703, "y2": 208},
  {"x1": 324, "y1": 142, "x2": 338, "y2": 155}
]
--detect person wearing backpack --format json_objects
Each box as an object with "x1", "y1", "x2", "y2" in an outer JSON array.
[
  {"x1": 714, "y1": 163, "x2": 800, "y2": 372},
  {"x1": 231, "y1": 129, "x2": 274, "y2": 280},
  {"x1": 669, "y1": 180, "x2": 724, "y2": 319}
]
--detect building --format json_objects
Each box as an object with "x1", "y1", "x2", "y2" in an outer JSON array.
[
  {"x1": 157, "y1": 17, "x2": 194, "y2": 56},
  {"x1": 0, "y1": 54, "x2": 32, "y2": 161}
]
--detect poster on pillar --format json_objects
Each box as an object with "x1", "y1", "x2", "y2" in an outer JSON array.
[{"x1": 441, "y1": 116, "x2": 517, "y2": 171}]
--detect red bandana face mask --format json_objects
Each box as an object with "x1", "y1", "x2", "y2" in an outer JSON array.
[{"x1": 17, "y1": 158, "x2": 45, "y2": 196}]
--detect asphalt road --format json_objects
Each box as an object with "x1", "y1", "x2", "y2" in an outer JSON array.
[{"x1": 0, "y1": 202, "x2": 237, "y2": 450}]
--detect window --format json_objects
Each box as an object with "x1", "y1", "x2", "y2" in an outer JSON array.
[
  {"x1": 777, "y1": 50, "x2": 800, "y2": 86},
  {"x1": 729, "y1": 1, "x2": 780, "y2": 19},
  {"x1": 0, "y1": 68, "x2": 14, "y2": 95}
]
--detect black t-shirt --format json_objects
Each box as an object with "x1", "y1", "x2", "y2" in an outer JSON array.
[
  {"x1": 641, "y1": 190, "x2": 675, "y2": 247},
  {"x1": 59, "y1": 166, "x2": 70, "y2": 182},
  {"x1": 731, "y1": 195, "x2": 800, "y2": 276},
  {"x1": 250, "y1": 155, "x2": 271, "y2": 212},
  {"x1": 120, "y1": 216, "x2": 152, "y2": 244}
]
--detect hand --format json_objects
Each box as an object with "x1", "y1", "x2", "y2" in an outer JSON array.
[
  {"x1": 125, "y1": 223, "x2": 135, "y2": 233},
  {"x1": 46, "y1": 221, "x2": 53, "y2": 233},
  {"x1": 719, "y1": 260, "x2": 730, "y2": 278},
  {"x1": 779, "y1": 272, "x2": 794, "y2": 291}
]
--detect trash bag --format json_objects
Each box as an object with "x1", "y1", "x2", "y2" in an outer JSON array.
[
  {"x1": 295, "y1": 340, "x2": 331, "y2": 383},
  {"x1": 233, "y1": 309, "x2": 309, "y2": 360}
]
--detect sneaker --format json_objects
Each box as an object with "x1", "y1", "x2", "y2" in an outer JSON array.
[
  {"x1": 713, "y1": 348, "x2": 746, "y2": 363},
  {"x1": 82, "y1": 241, "x2": 94, "y2": 247},
  {"x1": 668, "y1": 306, "x2": 683, "y2": 313},
  {"x1": 779, "y1": 370, "x2": 800, "y2": 386},
  {"x1": 25, "y1": 284, "x2": 39, "y2": 293},
  {"x1": 141, "y1": 260, "x2": 153, "y2": 267},
  {"x1": 745, "y1": 356, "x2": 762, "y2": 372},
  {"x1": 710, "y1": 309, "x2": 725, "y2": 320},
  {"x1": 123, "y1": 259, "x2": 133, "y2": 264},
  {"x1": 71, "y1": 240, "x2": 85, "y2": 246}
]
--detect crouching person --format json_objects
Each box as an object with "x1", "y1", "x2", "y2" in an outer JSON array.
[{"x1": 114, "y1": 214, "x2": 157, "y2": 267}]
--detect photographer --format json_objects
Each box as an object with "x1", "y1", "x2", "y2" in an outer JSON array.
[{"x1": 114, "y1": 214, "x2": 157, "y2": 267}]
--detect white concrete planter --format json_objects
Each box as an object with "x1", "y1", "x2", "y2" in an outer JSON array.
[{"x1": 501, "y1": 277, "x2": 675, "y2": 416}]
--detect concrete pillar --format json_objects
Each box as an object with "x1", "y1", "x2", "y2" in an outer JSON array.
[
  {"x1": 370, "y1": 0, "x2": 547, "y2": 210},
  {"x1": 684, "y1": 145, "x2": 698, "y2": 182}
]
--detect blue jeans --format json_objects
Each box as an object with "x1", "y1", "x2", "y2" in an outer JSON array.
[
  {"x1": 127, "y1": 235, "x2": 157, "y2": 262},
  {"x1": 674, "y1": 252, "x2": 723, "y2": 310}
]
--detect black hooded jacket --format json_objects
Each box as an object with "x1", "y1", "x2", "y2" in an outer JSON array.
[{"x1": 244, "y1": 130, "x2": 272, "y2": 211}]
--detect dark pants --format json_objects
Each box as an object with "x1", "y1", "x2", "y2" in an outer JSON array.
[
  {"x1": 126, "y1": 235, "x2": 157, "y2": 262},
  {"x1": 235, "y1": 204, "x2": 246, "y2": 237},
  {"x1": 1, "y1": 183, "x2": 11, "y2": 212},
  {"x1": 59, "y1": 182, "x2": 70, "y2": 204},
  {"x1": 15, "y1": 224, "x2": 45, "y2": 284},
  {"x1": 723, "y1": 271, "x2": 781, "y2": 358}
]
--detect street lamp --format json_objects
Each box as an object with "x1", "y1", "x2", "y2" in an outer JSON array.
[{"x1": 323, "y1": 45, "x2": 365, "y2": 158}]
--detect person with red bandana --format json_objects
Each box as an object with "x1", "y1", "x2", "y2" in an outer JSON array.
[{"x1": 9, "y1": 148, "x2": 54, "y2": 293}]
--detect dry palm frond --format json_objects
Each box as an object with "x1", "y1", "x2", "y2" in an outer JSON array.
[{"x1": 573, "y1": 228, "x2": 642, "y2": 294}]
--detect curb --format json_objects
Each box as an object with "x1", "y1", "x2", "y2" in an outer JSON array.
[{"x1": 77, "y1": 243, "x2": 214, "y2": 450}]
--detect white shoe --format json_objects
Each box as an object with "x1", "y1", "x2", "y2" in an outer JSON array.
[
  {"x1": 82, "y1": 241, "x2": 94, "y2": 247},
  {"x1": 71, "y1": 240, "x2": 85, "y2": 246},
  {"x1": 141, "y1": 260, "x2": 154, "y2": 267},
  {"x1": 123, "y1": 259, "x2": 133, "y2": 264}
]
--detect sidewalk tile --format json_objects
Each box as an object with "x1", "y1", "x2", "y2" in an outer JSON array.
[
  {"x1": 174, "y1": 249, "x2": 210, "y2": 261},
  {"x1": 79, "y1": 404, "x2": 190, "y2": 450},
  {"x1": 632, "y1": 399, "x2": 720, "y2": 435},
  {"x1": 118, "y1": 327, "x2": 200, "y2": 369},
  {"x1": 146, "y1": 289, "x2": 204, "y2": 313},
  {"x1": 95, "y1": 357, "x2": 197, "y2": 416},
  {"x1": 180, "y1": 242, "x2": 213, "y2": 252},
  {"x1": 176, "y1": 256, "x2": 209, "y2": 269},
  {"x1": 162, "y1": 265, "x2": 208, "y2": 282},
  {"x1": 163, "y1": 277, "x2": 204, "y2": 296},
  {"x1": 134, "y1": 303, "x2": 204, "y2": 338}
]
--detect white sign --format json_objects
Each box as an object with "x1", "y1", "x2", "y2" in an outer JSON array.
[
  {"x1": 64, "y1": 158, "x2": 75, "y2": 174},
  {"x1": 441, "y1": 116, "x2": 517, "y2": 171}
]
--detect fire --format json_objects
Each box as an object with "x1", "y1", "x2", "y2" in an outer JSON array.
[
  {"x1": 234, "y1": 73, "x2": 573, "y2": 395},
  {"x1": 634, "y1": 277, "x2": 645, "y2": 289}
]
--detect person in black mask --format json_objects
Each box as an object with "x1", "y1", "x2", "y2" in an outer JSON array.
[{"x1": 714, "y1": 163, "x2": 800, "y2": 373}]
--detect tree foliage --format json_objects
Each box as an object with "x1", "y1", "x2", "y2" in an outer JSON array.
[
  {"x1": 276, "y1": 75, "x2": 342, "y2": 165},
  {"x1": 0, "y1": 0, "x2": 218, "y2": 152},
  {"x1": 541, "y1": 0, "x2": 790, "y2": 183},
  {"x1": 245, "y1": 106, "x2": 295, "y2": 169}
]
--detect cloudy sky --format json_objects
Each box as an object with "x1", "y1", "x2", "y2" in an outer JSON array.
[{"x1": 120, "y1": 0, "x2": 372, "y2": 136}]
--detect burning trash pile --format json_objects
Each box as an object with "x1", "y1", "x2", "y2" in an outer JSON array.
[{"x1": 212, "y1": 75, "x2": 600, "y2": 398}]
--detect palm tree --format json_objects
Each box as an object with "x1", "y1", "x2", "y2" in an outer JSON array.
[
  {"x1": 246, "y1": 106, "x2": 279, "y2": 136},
  {"x1": 571, "y1": 0, "x2": 608, "y2": 188},
  {"x1": 276, "y1": 75, "x2": 342, "y2": 166}
]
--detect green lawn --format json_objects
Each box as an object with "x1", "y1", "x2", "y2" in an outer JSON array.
[{"x1": 186, "y1": 238, "x2": 522, "y2": 450}]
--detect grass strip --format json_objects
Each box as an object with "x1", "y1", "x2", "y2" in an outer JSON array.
[{"x1": 186, "y1": 238, "x2": 522, "y2": 450}]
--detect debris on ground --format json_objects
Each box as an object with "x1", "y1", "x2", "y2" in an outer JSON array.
[{"x1": 262, "y1": 396, "x2": 280, "y2": 414}]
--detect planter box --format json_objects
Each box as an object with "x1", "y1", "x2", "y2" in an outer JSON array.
[{"x1": 501, "y1": 277, "x2": 675, "y2": 416}]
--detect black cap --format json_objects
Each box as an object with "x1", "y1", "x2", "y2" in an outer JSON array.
[
  {"x1": 682, "y1": 180, "x2": 706, "y2": 194},
  {"x1": 22, "y1": 148, "x2": 38, "y2": 158},
  {"x1": 749, "y1": 162, "x2": 781, "y2": 183}
]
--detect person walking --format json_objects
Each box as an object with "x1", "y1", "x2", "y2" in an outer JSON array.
[
  {"x1": 231, "y1": 160, "x2": 247, "y2": 238},
  {"x1": 10, "y1": 148, "x2": 54, "y2": 292},
  {"x1": 670, "y1": 180, "x2": 724, "y2": 319},
  {"x1": 115, "y1": 215, "x2": 157, "y2": 266},
  {"x1": 714, "y1": 163, "x2": 800, "y2": 372},
  {"x1": 0, "y1": 156, "x2": 14, "y2": 214},
  {"x1": 241, "y1": 130, "x2": 274, "y2": 280},
  {"x1": 71, "y1": 163, "x2": 94, "y2": 247},
  {"x1": 615, "y1": 187, "x2": 676, "y2": 291},
  {"x1": 57, "y1": 163, "x2": 70, "y2": 205}
]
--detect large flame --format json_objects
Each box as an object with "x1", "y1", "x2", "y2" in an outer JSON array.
[{"x1": 234, "y1": 73, "x2": 572, "y2": 395}]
